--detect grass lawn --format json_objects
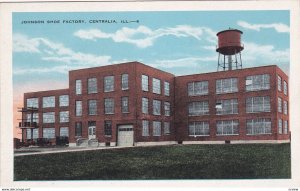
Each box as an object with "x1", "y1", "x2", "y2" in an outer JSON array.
[{"x1": 14, "y1": 143, "x2": 291, "y2": 180}]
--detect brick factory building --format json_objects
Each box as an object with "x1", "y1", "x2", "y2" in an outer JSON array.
[{"x1": 19, "y1": 61, "x2": 290, "y2": 147}]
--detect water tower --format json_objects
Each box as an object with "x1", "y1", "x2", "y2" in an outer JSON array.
[{"x1": 216, "y1": 29, "x2": 244, "y2": 71}]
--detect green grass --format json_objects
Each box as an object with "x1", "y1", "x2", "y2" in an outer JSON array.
[{"x1": 14, "y1": 143, "x2": 291, "y2": 180}]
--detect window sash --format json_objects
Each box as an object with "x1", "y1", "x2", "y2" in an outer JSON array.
[
  {"x1": 246, "y1": 96, "x2": 271, "y2": 113},
  {"x1": 142, "y1": 75, "x2": 149, "y2": 91},
  {"x1": 216, "y1": 78, "x2": 238, "y2": 94},
  {"x1": 43, "y1": 128, "x2": 55, "y2": 139},
  {"x1": 216, "y1": 99, "x2": 238, "y2": 115},
  {"x1": 59, "y1": 111, "x2": 69, "y2": 123},
  {"x1": 278, "y1": 119, "x2": 283, "y2": 134},
  {"x1": 164, "y1": 122, "x2": 171, "y2": 135},
  {"x1": 153, "y1": 121, "x2": 161, "y2": 136},
  {"x1": 60, "y1": 127, "x2": 69, "y2": 137},
  {"x1": 43, "y1": 112, "x2": 55, "y2": 123},
  {"x1": 278, "y1": 98, "x2": 282, "y2": 113},
  {"x1": 152, "y1": 78, "x2": 161, "y2": 94},
  {"x1": 142, "y1": 98, "x2": 149, "y2": 114},
  {"x1": 284, "y1": 121, "x2": 288, "y2": 134},
  {"x1": 75, "y1": 101, "x2": 82, "y2": 116},
  {"x1": 104, "y1": 121, "x2": 112, "y2": 136},
  {"x1": 284, "y1": 81, "x2": 288, "y2": 95},
  {"x1": 188, "y1": 81, "x2": 209, "y2": 96},
  {"x1": 104, "y1": 76, "x2": 114, "y2": 92},
  {"x1": 88, "y1": 100, "x2": 97, "y2": 115},
  {"x1": 245, "y1": 74, "x2": 270, "y2": 91},
  {"x1": 104, "y1": 98, "x2": 114, "y2": 114},
  {"x1": 142, "y1": 120, "x2": 149, "y2": 136},
  {"x1": 88, "y1": 78, "x2": 97, "y2": 94},
  {"x1": 278, "y1": 76, "x2": 282, "y2": 91},
  {"x1": 76, "y1": 80, "x2": 82, "y2": 95},
  {"x1": 216, "y1": 120, "x2": 239, "y2": 135},
  {"x1": 189, "y1": 121, "x2": 209, "y2": 136},
  {"x1": 43, "y1": 96, "x2": 55, "y2": 108},
  {"x1": 26, "y1": 129, "x2": 39, "y2": 140},
  {"x1": 246, "y1": 118, "x2": 271, "y2": 135},
  {"x1": 26, "y1": 113, "x2": 39, "y2": 123},
  {"x1": 284, "y1": 101, "x2": 288, "y2": 115},
  {"x1": 164, "y1": 81, "x2": 170, "y2": 96},
  {"x1": 27, "y1": 98, "x2": 39, "y2": 108},
  {"x1": 75, "y1": 122, "x2": 82, "y2": 136},
  {"x1": 153, "y1": 100, "x2": 161, "y2": 115},
  {"x1": 121, "y1": 97, "x2": 129, "y2": 113},
  {"x1": 59, "y1": 95, "x2": 69, "y2": 107},
  {"x1": 164, "y1": 102, "x2": 171, "y2": 116},
  {"x1": 188, "y1": 101, "x2": 209, "y2": 116},
  {"x1": 122, "y1": 74, "x2": 129, "y2": 90}
]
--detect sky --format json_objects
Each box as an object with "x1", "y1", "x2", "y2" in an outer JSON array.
[{"x1": 12, "y1": 11, "x2": 290, "y2": 138}]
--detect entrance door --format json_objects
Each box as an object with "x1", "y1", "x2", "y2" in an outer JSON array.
[
  {"x1": 88, "y1": 126, "x2": 96, "y2": 139},
  {"x1": 117, "y1": 125, "x2": 134, "y2": 146}
]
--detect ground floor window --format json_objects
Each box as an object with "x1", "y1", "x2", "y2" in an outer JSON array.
[
  {"x1": 164, "y1": 122, "x2": 171, "y2": 135},
  {"x1": 43, "y1": 128, "x2": 55, "y2": 139},
  {"x1": 153, "y1": 121, "x2": 161, "y2": 136},
  {"x1": 142, "y1": 120, "x2": 149, "y2": 136},
  {"x1": 246, "y1": 118, "x2": 271, "y2": 135},
  {"x1": 60, "y1": 127, "x2": 69, "y2": 137},
  {"x1": 189, "y1": 121, "x2": 209, "y2": 136},
  {"x1": 284, "y1": 120, "x2": 288, "y2": 134},
  {"x1": 278, "y1": 119, "x2": 283, "y2": 134},
  {"x1": 26, "y1": 128, "x2": 39, "y2": 140},
  {"x1": 105, "y1": 121, "x2": 112, "y2": 136},
  {"x1": 216, "y1": 120, "x2": 239, "y2": 135}
]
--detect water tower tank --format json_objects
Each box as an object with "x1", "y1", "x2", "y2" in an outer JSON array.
[
  {"x1": 216, "y1": 29, "x2": 244, "y2": 55},
  {"x1": 216, "y1": 29, "x2": 244, "y2": 71}
]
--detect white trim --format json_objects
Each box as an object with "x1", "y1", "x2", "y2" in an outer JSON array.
[
  {"x1": 69, "y1": 143, "x2": 76, "y2": 147},
  {"x1": 134, "y1": 141, "x2": 177, "y2": 146},
  {"x1": 230, "y1": 140, "x2": 290, "y2": 144},
  {"x1": 183, "y1": 141, "x2": 225, "y2": 144}
]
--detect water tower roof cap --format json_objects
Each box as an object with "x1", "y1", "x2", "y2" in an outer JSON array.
[{"x1": 216, "y1": 29, "x2": 243, "y2": 36}]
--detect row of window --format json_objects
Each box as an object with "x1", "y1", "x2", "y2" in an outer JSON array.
[
  {"x1": 188, "y1": 96, "x2": 288, "y2": 116},
  {"x1": 76, "y1": 74, "x2": 129, "y2": 95},
  {"x1": 27, "y1": 111, "x2": 69, "y2": 124},
  {"x1": 187, "y1": 74, "x2": 288, "y2": 96},
  {"x1": 142, "y1": 98, "x2": 170, "y2": 116},
  {"x1": 278, "y1": 75, "x2": 288, "y2": 95},
  {"x1": 188, "y1": 118, "x2": 289, "y2": 136},
  {"x1": 26, "y1": 127, "x2": 69, "y2": 139},
  {"x1": 75, "y1": 74, "x2": 171, "y2": 96},
  {"x1": 27, "y1": 95, "x2": 69, "y2": 109}
]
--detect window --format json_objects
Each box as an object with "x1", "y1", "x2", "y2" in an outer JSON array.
[
  {"x1": 104, "y1": 76, "x2": 114, "y2": 92},
  {"x1": 216, "y1": 78, "x2": 238, "y2": 94},
  {"x1": 153, "y1": 100, "x2": 161, "y2": 115},
  {"x1": 104, "y1": 98, "x2": 114, "y2": 114},
  {"x1": 43, "y1": 96, "x2": 55, "y2": 108},
  {"x1": 122, "y1": 74, "x2": 129, "y2": 90},
  {"x1": 153, "y1": 121, "x2": 161, "y2": 136},
  {"x1": 142, "y1": 75, "x2": 149, "y2": 91},
  {"x1": 59, "y1": 95, "x2": 69, "y2": 107},
  {"x1": 88, "y1": 78, "x2": 97, "y2": 94},
  {"x1": 75, "y1": 122, "x2": 82, "y2": 136},
  {"x1": 142, "y1": 120, "x2": 149, "y2": 136},
  {"x1": 278, "y1": 119, "x2": 283, "y2": 134},
  {"x1": 246, "y1": 118, "x2": 271, "y2": 135},
  {"x1": 27, "y1": 98, "x2": 38, "y2": 108},
  {"x1": 142, "y1": 98, "x2": 149, "y2": 114},
  {"x1": 75, "y1": 101, "x2": 82, "y2": 116},
  {"x1": 284, "y1": 81, "x2": 288, "y2": 95},
  {"x1": 278, "y1": 75, "x2": 282, "y2": 91},
  {"x1": 188, "y1": 101, "x2": 209, "y2": 116},
  {"x1": 189, "y1": 121, "x2": 209, "y2": 136},
  {"x1": 60, "y1": 127, "x2": 69, "y2": 137},
  {"x1": 278, "y1": 97, "x2": 282, "y2": 113},
  {"x1": 164, "y1": 122, "x2": 171, "y2": 135},
  {"x1": 88, "y1": 100, "x2": 97, "y2": 115},
  {"x1": 26, "y1": 113, "x2": 39, "y2": 123},
  {"x1": 104, "y1": 121, "x2": 112, "y2": 136},
  {"x1": 216, "y1": 120, "x2": 239, "y2": 135},
  {"x1": 26, "y1": 129, "x2": 38, "y2": 140},
  {"x1": 245, "y1": 74, "x2": 270, "y2": 91},
  {"x1": 164, "y1": 102, "x2": 171, "y2": 116},
  {"x1": 188, "y1": 81, "x2": 209, "y2": 96},
  {"x1": 284, "y1": 121, "x2": 288, "y2": 134},
  {"x1": 284, "y1": 101, "x2": 288, "y2": 115},
  {"x1": 153, "y1": 78, "x2": 161, "y2": 94},
  {"x1": 59, "y1": 111, "x2": 69, "y2": 123},
  {"x1": 216, "y1": 99, "x2": 238, "y2": 115},
  {"x1": 164, "y1": 81, "x2": 170, "y2": 96},
  {"x1": 121, "y1": 97, "x2": 129, "y2": 113},
  {"x1": 43, "y1": 128, "x2": 55, "y2": 139},
  {"x1": 43, "y1": 112, "x2": 55, "y2": 123},
  {"x1": 76, "y1": 80, "x2": 82, "y2": 95},
  {"x1": 246, "y1": 96, "x2": 271, "y2": 113}
]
